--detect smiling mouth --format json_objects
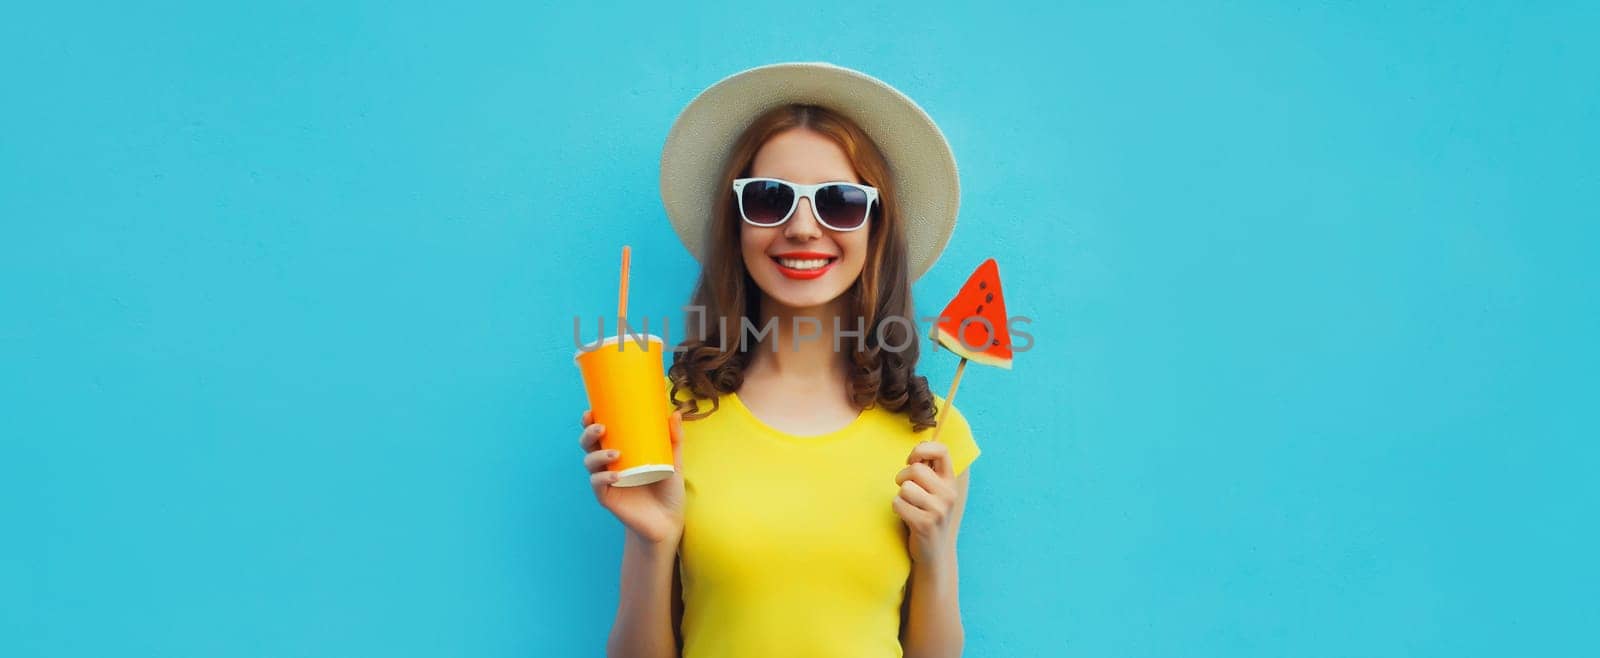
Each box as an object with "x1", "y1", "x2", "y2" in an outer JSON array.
[
  {"x1": 771, "y1": 256, "x2": 837, "y2": 271},
  {"x1": 770, "y1": 255, "x2": 839, "y2": 280}
]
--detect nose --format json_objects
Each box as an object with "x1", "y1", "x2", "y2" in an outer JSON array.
[{"x1": 783, "y1": 197, "x2": 825, "y2": 240}]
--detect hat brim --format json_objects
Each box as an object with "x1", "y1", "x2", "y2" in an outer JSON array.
[{"x1": 659, "y1": 62, "x2": 959, "y2": 282}]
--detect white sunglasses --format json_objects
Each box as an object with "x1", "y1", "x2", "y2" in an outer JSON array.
[{"x1": 731, "y1": 177, "x2": 879, "y2": 232}]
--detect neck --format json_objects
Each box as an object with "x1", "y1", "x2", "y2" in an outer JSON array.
[{"x1": 746, "y1": 295, "x2": 851, "y2": 384}]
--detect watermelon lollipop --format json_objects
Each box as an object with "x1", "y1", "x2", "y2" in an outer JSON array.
[
  {"x1": 926, "y1": 258, "x2": 1015, "y2": 444},
  {"x1": 933, "y1": 258, "x2": 1013, "y2": 369}
]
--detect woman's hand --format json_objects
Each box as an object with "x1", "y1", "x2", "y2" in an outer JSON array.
[
  {"x1": 579, "y1": 409, "x2": 687, "y2": 547},
  {"x1": 893, "y1": 440, "x2": 961, "y2": 564}
]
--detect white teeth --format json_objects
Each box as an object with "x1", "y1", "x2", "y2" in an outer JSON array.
[{"x1": 776, "y1": 257, "x2": 831, "y2": 270}]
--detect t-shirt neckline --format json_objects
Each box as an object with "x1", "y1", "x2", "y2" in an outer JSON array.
[{"x1": 726, "y1": 390, "x2": 870, "y2": 444}]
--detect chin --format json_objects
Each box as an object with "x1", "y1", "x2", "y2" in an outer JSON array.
[
  {"x1": 770, "y1": 290, "x2": 837, "y2": 311},
  {"x1": 754, "y1": 270, "x2": 853, "y2": 312}
]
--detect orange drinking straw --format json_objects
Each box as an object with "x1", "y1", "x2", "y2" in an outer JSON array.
[{"x1": 617, "y1": 245, "x2": 631, "y2": 327}]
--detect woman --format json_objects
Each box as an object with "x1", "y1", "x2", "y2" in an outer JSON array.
[{"x1": 578, "y1": 63, "x2": 982, "y2": 658}]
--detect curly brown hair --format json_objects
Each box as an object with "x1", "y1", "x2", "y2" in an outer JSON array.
[{"x1": 667, "y1": 104, "x2": 940, "y2": 432}]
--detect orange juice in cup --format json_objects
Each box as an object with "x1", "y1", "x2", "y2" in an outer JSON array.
[{"x1": 573, "y1": 332, "x2": 674, "y2": 487}]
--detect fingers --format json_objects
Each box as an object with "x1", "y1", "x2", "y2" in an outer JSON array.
[
  {"x1": 583, "y1": 447, "x2": 620, "y2": 473},
  {"x1": 578, "y1": 422, "x2": 605, "y2": 453},
  {"x1": 579, "y1": 419, "x2": 618, "y2": 483},
  {"x1": 895, "y1": 462, "x2": 953, "y2": 499},
  {"x1": 579, "y1": 411, "x2": 614, "y2": 489},
  {"x1": 906, "y1": 441, "x2": 953, "y2": 479},
  {"x1": 892, "y1": 494, "x2": 935, "y2": 528},
  {"x1": 894, "y1": 450, "x2": 954, "y2": 529},
  {"x1": 589, "y1": 468, "x2": 618, "y2": 489},
  {"x1": 896, "y1": 479, "x2": 947, "y2": 516}
]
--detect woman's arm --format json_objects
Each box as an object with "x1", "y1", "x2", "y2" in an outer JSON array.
[
  {"x1": 606, "y1": 530, "x2": 682, "y2": 658},
  {"x1": 900, "y1": 470, "x2": 970, "y2": 657},
  {"x1": 580, "y1": 409, "x2": 688, "y2": 658}
]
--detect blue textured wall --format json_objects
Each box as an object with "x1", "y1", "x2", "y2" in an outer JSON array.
[{"x1": 4, "y1": 2, "x2": 1597, "y2": 656}]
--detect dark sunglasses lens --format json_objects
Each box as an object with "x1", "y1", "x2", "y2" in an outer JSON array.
[
  {"x1": 815, "y1": 185, "x2": 870, "y2": 229},
  {"x1": 741, "y1": 180, "x2": 794, "y2": 225}
]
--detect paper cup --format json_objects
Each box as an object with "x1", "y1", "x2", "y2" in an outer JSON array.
[{"x1": 573, "y1": 333, "x2": 675, "y2": 487}]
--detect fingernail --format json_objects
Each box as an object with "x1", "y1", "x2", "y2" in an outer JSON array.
[{"x1": 608, "y1": 450, "x2": 619, "y2": 458}]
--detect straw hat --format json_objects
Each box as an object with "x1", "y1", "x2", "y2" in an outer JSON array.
[{"x1": 659, "y1": 62, "x2": 960, "y2": 282}]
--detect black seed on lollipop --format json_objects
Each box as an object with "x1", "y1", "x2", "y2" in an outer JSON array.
[
  {"x1": 985, "y1": 293, "x2": 994, "y2": 303},
  {"x1": 975, "y1": 305, "x2": 984, "y2": 314}
]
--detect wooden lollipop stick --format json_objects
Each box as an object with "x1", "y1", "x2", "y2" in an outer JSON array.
[{"x1": 928, "y1": 357, "x2": 968, "y2": 444}]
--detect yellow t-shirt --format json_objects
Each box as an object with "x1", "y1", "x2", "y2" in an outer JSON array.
[{"x1": 666, "y1": 377, "x2": 982, "y2": 658}]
